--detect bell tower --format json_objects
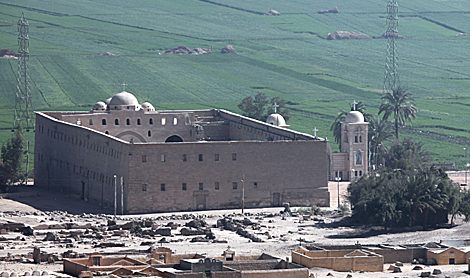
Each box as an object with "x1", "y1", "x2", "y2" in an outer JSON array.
[{"x1": 341, "y1": 110, "x2": 368, "y2": 180}]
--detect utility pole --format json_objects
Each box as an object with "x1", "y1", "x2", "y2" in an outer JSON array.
[
  {"x1": 113, "y1": 175, "x2": 117, "y2": 218},
  {"x1": 14, "y1": 13, "x2": 33, "y2": 182},
  {"x1": 120, "y1": 176, "x2": 124, "y2": 215},
  {"x1": 383, "y1": 0, "x2": 400, "y2": 93},
  {"x1": 241, "y1": 175, "x2": 245, "y2": 215},
  {"x1": 335, "y1": 176, "x2": 341, "y2": 208}
]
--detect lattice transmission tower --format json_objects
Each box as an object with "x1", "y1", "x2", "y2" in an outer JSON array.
[
  {"x1": 14, "y1": 13, "x2": 33, "y2": 131},
  {"x1": 383, "y1": 0, "x2": 400, "y2": 93}
]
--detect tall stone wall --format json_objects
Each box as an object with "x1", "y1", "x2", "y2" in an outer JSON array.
[
  {"x1": 35, "y1": 112, "x2": 130, "y2": 210},
  {"x1": 126, "y1": 140, "x2": 329, "y2": 213}
]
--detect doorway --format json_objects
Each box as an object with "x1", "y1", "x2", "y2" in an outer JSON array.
[{"x1": 272, "y1": 192, "x2": 281, "y2": 207}]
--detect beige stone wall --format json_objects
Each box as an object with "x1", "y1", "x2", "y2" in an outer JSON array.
[
  {"x1": 240, "y1": 269, "x2": 308, "y2": 278},
  {"x1": 126, "y1": 140, "x2": 329, "y2": 213},
  {"x1": 35, "y1": 113, "x2": 130, "y2": 210},
  {"x1": 292, "y1": 249, "x2": 383, "y2": 272},
  {"x1": 427, "y1": 248, "x2": 469, "y2": 265}
]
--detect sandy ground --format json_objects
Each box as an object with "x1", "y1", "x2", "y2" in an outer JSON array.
[{"x1": 1, "y1": 186, "x2": 470, "y2": 277}]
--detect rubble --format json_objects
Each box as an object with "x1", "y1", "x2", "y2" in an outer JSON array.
[
  {"x1": 164, "y1": 46, "x2": 211, "y2": 55},
  {"x1": 326, "y1": 31, "x2": 370, "y2": 40}
]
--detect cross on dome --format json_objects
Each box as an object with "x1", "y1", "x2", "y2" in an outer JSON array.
[
  {"x1": 121, "y1": 82, "x2": 128, "y2": 91},
  {"x1": 313, "y1": 127, "x2": 318, "y2": 138},
  {"x1": 352, "y1": 100, "x2": 358, "y2": 111},
  {"x1": 273, "y1": 102, "x2": 279, "y2": 113}
]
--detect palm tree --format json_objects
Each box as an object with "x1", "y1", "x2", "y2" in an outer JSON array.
[
  {"x1": 368, "y1": 117, "x2": 394, "y2": 169},
  {"x1": 379, "y1": 87, "x2": 417, "y2": 140},
  {"x1": 330, "y1": 101, "x2": 370, "y2": 150}
]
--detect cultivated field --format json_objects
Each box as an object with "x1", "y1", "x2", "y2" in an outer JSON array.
[{"x1": 0, "y1": 0, "x2": 469, "y2": 166}]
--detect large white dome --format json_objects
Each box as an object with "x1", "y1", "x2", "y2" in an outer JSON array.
[
  {"x1": 344, "y1": 111, "x2": 365, "y2": 123},
  {"x1": 108, "y1": 91, "x2": 140, "y2": 111},
  {"x1": 266, "y1": 113, "x2": 289, "y2": 128}
]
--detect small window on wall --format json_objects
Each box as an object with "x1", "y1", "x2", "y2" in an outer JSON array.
[
  {"x1": 105, "y1": 131, "x2": 109, "y2": 135},
  {"x1": 161, "y1": 154, "x2": 166, "y2": 162},
  {"x1": 232, "y1": 153, "x2": 237, "y2": 161},
  {"x1": 253, "y1": 182, "x2": 258, "y2": 188},
  {"x1": 149, "y1": 118, "x2": 154, "y2": 125},
  {"x1": 215, "y1": 182, "x2": 220, "y2": 190},
  {"x1": 142, "y1": 155, "x2": 147, "y2": 162},
  {"x1": 182, "y1": 183, "x2": 187, "y2": 191},
  {"x1": 214, "y1": 153, "x2": 219, "y2": 161},
  {"x1": 161, "y1": 118, "x2": 166, "y2": 126},
  {"x1": 160, "y1": 184, "x2": 166, "y2": 191},
  {"x1": 147, "y1": 130, "x2": 151, "y2": 137},
  {"x1": 199, "y1": 183, "x2": 204, "y2": 191},
  {"x1": 102, "y1": 119, "x2": 107, "y2": 125},
  {"x1": 354, "y1": 135, "x2": 358, "y2": 143},
  {"x1": 126, "y1": 118, "x2": 131, "y2": 125},
  {"x1": 137, "y1": 118, "x2": 141, "y2": 125},
  {"x1": 359, "y1": 136, "x2": 362, "y2": 143},
  {"x1": 173, "y1": 117, "x2": 178, "y2": 125},
  {"x1": 182, "y1": 154, "x2": 187, "y2": 162},
  {"x1": 198, "y1": 154, "x2": 203, "y2": 161},
  {"x1": 115, "y1": 119, "x2": 119, "y2": 125},
  {"x1": 142, "y1": 184, "x2": 147, "y2": 191},
  {"x1": 89, "y1": 119, "x2": 93, "y2": 125},
  {"x1": 232, "y1": 182, "x2": 238, "y2": 190}
]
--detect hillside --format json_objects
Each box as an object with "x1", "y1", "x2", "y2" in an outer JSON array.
[{"x1": 0, "y1": 0, "x2": 469, "y2": 167}]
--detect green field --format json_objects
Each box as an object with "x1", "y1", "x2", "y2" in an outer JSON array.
[{"x1": 0, "y1": 0, "x2": 469, "y2": 168}]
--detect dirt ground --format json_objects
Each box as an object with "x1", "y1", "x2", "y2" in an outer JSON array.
[{"x1": 1, "y1": 186, "x2": 469, "y2": 277}]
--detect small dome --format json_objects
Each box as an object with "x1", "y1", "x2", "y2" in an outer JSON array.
[
  {"x1": 92, "y1": 101, "x2": 107, "y2": 111},
  {"x1": 345, "y1": 111, "x2": 365, "y2": 123},
  {"x1": 141, "y1": 102, "x2": 155, "y2": 111},
  {"x1": 109, "y1": 91, "x2": 139, "y2": 106},
  {"x1": 104, "y1": 97, "x2": 112, "y2": 104},
  {"x1": 266, "y1": 113, "x2": 289, "y2": 128}
]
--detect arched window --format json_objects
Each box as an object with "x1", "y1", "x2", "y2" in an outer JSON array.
[
  {"x1": 137, "y1": 118, "x2": 141, "y2": 125},
  {"x1": 115, "y1": 119, "x2": 119, "y2": 125},
  {"x1": 102, "y1": 119, "x2": 107, "y2": 125},
  {"x1": 126, "y1": 118, "x2": 130, "y2": 125},
  {"x1": 105, "y1": 131, "x2": 109, "y2": 135},
  {"x1": 173, "y1": 117, "x2": 178, "y2": 125},
  {"x1": 147, "y1": 130, "x2": 151, "y2": 137},
  {"x1": 355, "y1": 150, "x2": 363, "y2": 165},
  {"x1": 149, "y1": 118, "x2": 154, "y2": 125}
]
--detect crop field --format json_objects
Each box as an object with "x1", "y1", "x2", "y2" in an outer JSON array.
[{"x1": 0, "y1": 0, "x2": 469, "y2": 167}]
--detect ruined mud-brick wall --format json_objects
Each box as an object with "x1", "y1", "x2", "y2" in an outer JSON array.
[
  {"x1": 35, "y1": 112, "x2": 129, "y2": 210},
  {"x1": 126, "y1": 140, "x2": 329, "y2": 213},
  {"x1": 291, "y1": 248, "x2": 383, "y2": 272}
]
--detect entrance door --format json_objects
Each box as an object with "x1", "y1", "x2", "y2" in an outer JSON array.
[
  {"x1": 272, "y1": 192, "x2": 281, "y2": 207},
  {"x1": 449, "y1": 258, "x2": 455, "y2": 264},
  {"x1": 193, "y1": 192, "x2": 207, "y2": 210}
]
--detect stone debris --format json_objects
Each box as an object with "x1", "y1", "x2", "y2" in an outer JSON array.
[
  {"x1": 216, "y1": 217, "x2": 263, "y2": 242},
  {"x1": 327, "y1": 31, "x2": 370, "y2": 40},
  {"x1": 318, "y1": 7, "x2": 339, "y2": 14},
  {"x1": 164, "y1": 46, "x2": 211, "y2": 55},
  {"x1": 266, "y1": 9, "x2": 280, "y2": 16},
  {"x1": 221, "y1": 44, "x2": 235, "y2": 54}
]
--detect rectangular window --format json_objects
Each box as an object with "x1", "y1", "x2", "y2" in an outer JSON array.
[
  {"x1": 232, "y1": 153, "x2": 237, "y2": 161},
  {"x1": 253, "y1": 182, "x2": 258, "y2": 188},
  {"x1": 199, "y1": 183, "x2": 204, "y2": 191},
  {"x1": 232, "y1": 182, "x2": 238, "y2": 190},
  {"x1": 182, "y1": 183, "x2": 187, "y2": 191},
  {"x1": 142, "y1": 155, "x2": 147, "y2": 163},
  {"x1": 198, "y1": 154, "x2": 203, "y2": 161},
  {"x1": 173, "y1": 117, "x2": 178, "y2": 125},
  {"x1": 161, "y1": 184, "x2": 166, "y2": 191},
  {"x1": 182, "y1": 154, "x2": 187, "y2": 162},
  {"x1": 142, "y1": 184, "x2": 147, "y2": 191},
  {"x1": 214, "y1": 153, "x2": 219, "y2": 161},
  {"x1": 161, "y1": 154, "x2": 166, "y2": 162},
  {"x1": 161, "y1": 118, "x2": 166, "y2": 125},
  {"x1": 215, "y1": 182, "x2": 220, "y2": 190},
  {"x1": 354, "y1": 135, "x2": 358, "y2": 143}
]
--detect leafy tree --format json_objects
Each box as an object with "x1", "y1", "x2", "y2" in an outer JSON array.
[
  {"x1": 379, "y1": 87, "x2": 417, "y2": 140},
  {"x1": 457, "y1": 190, "x2": 470, "y2": 222},
  {"x1": 330, "y1": 101, "x2": 370, "y2": 150},
  {"x1": 384, "y1": 138, "x2": 429, "y2": 170},
  {"x1": 0, "y1": 130, "x2": 24, "y2": 191},
  {"x1": 368, "y1": 116, "x2": 393, "y2": 169},
  {"x1": 238, "y1": 92, "x2": 289, "y2": 121}
]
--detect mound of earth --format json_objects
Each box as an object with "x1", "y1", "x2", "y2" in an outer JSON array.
[
  {"x1": 164, "y1": 46, "x2": 211, "y2": 55},
  {"x1": 318, "y1": 7, "x2": 339, "y2": 14},
  {"x1": 266, "y1": 9, "x2": 280, "y2": 16},
  {"x1": 0, "y1": 48, "x2": 17, "y2": 59},
  {"x1": 327, "y1": 31, "x2": 370, "y2": 40},
  {"x1": 221, "y1": 44, "x2": 235, "y2": 54}
]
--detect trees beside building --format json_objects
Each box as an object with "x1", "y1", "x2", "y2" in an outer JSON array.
[
  {"x1": 238, "y1": 92, "x2": 289, "y2": 121},
  {"x1": 0, "y1": 130, "x2": 24, "y2": 191},
  {"x1": 349, "y1": 139, "x2": 466, "y2": 228}
]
